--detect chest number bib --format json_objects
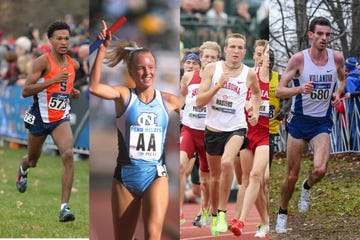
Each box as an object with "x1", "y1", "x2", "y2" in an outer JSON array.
[
  {"x1": 49, "y1": 97, "x2": 67, "y2": 110},
  {"x1": 310, "y1": 89, "x2": 330, "y2": 101},
  {"x1": 259, "y1": 100, "x2": 269, "y2": 117},
  {"x1": 269, "y1": 105, "x2": 275, "y2": 119},
  {"x1": 310, "y1": 83, "x2": 331, "y2": 101},
  {"x1": 212, "y1": 97, "x2": 236, "y2": 114},
  {"x1": 129, "y1": 125, "x2": 162, "y2": 161}
]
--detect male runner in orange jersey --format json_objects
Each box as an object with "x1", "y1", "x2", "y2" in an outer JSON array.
[{"x1": 16, "y1": 20, "x2": 80, "y2": 222}]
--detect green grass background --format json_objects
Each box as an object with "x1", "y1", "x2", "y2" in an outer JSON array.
[
  {"x1": 0, "y1": 147, "x2": 89, "y2": 238},
  {"x1": 270, "y1": 153, "x2": 360, "y2": 239}
]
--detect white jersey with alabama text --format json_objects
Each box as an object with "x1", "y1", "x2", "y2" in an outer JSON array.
[{"x1": 205, "y1": 61, "x2": 249, "y2": 131}]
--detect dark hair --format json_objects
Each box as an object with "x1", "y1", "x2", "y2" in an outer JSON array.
[
  {"x1": 183, "y1": 47, "x2": 200, "y2": 56},
  {"x1": 47, "y1": 20, "x2": 70, "y2": 39},
  {"x1": 309, "y1": 17, "x2": 330, "y2": 32},
  {"x1": 269, "y1": 49, "x2": 274, "y2": 61},
  {"x1": 269, "y1": 48, "x2": 274, "y2": 70}
]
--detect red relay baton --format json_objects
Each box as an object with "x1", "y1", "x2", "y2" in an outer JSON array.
[{"x1": 89, "y1": 16, "x2": 127, "y2": 54}]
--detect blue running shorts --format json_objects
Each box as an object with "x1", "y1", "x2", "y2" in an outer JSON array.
[
  {"x1": 286, "y1": 112, "x2": 333, "y2": 141},
  {"x1": 24, "y1": 108, "x2": 70, "y2": 137},
  {"x1": 114, "y1": 164, "x2": 168, "y2": 197}
]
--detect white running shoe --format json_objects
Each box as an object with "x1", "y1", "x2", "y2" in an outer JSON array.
[
  {"x1": 199, "y1": 209, "x2": 211, "y2": 227},
  {"x1": 254, "y1": 223, "x2": 269, "y2": 238},
  {"x1": 275, "y1": 213, "x2": 288, "y2": 234},
  {"x1": 298, "y1": 179, "x2": 311, "y2": 213}
]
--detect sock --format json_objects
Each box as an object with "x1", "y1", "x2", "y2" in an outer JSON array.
[
  {"x1": 217, "y1": 209, "x2": 227, "y2": 214},
  {"x1": 278, "y1": 208, "x2": 288, "y2": 215},
  {"x1": 60, "y1": 203, "x2": 68, "y2": 210},
  {"x1": 303, "y1": 180, "x2": 311, "y2": 190},
  {"x1": 20, "y1": 165, "x2": 28, "y2": 175}
]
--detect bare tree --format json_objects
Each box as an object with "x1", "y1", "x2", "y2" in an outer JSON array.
[
  {"x1": 270, "y1": 1, "x2": 299, "y2": 70},
  {"x1": 294, "y1": 0, "x2": 309, "y2": 50},
  {"x1": 270, "y1": 0, "x2": 359, "y2": 73},
  {"x1": 350, "y1": 0, "x2": 360, "y2": 58},
  {"x1": 324, "y1": 0, "x2": 352, "y2": 57}
]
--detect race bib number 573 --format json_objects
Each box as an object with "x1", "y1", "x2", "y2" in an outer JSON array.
[{"x1": 49, "y1": 97, "x2": 67, "y2": 110}]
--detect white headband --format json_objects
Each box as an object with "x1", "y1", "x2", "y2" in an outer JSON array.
[{"x1": 124, "y1": 47, "x2": 143, "y2": 51}]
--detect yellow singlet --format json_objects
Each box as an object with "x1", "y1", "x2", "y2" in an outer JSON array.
[{"x1": 269, "y1": 71, "x2": 281, "y2": 134}]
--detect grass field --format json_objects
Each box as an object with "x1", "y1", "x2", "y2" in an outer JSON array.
[
  {"x1": 270, "y1": 152, "x2": 360, "y2": 240},
  {"x1": 0, "y1": 147, "x2": 89, "y2": 238}
]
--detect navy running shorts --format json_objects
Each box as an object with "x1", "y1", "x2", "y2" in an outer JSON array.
[
  {"x1": 24, "y1": 109, "x2": 70, "y2": 137},
  {"x1": 286, "y1": 112, "x2": 333, "y2": 141}
]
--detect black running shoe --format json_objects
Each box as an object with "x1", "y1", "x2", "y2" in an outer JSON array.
[
  {"x1": 16, "y1": 166, "x2": 27, "y2": 193},
  {"x1": 192, "y1": 214, "x2": 202, "y2": 227},
  {"x1": 59, "y1": 204, "x2": 75, "y2": 222}
]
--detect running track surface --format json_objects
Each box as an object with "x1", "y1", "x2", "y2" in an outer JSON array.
[{"x1": 181, "y1": 202, "x2": 269, "y2": 240}]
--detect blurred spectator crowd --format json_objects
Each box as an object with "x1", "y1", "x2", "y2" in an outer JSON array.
[
  {"x1": 180, "y1": 0, "x2": 269, "y2": 63},
  {"x1": 0, "y1": 14, "x2": 89, "y2": 92}
]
